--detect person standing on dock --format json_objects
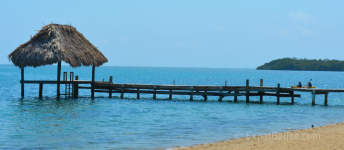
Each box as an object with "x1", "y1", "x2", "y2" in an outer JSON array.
[{"x1": 297, "y1": 82, "x2": 302, "y2": 87}]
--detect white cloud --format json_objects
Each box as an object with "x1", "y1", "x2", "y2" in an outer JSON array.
[
  {"x1": 289, "y1": 11, "x2": 316, "y2": 24},
  {"x1": 296, "y1": 27, "x2": 314, "y2": 36}
]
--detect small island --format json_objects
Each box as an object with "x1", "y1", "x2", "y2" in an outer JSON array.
[{"x1": 257, "y1": 57, "x2": 344, "y2": 71}]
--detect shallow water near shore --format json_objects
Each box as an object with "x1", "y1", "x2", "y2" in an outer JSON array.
[{"x1": 1, "y1": 65, "x2": 344, "y2": 149}]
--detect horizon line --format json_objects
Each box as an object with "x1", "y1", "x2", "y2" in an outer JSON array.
[{"x1": 0, "y1": 64, "x2": 256, "y2": 69}]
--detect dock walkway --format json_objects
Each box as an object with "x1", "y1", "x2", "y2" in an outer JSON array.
[{"x1": 21, "y1": 79, "x2": 341, "y2": 105}]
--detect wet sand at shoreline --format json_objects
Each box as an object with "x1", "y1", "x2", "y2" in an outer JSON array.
[{"x1": 175, "y1": 123, "x2": 344, "y2": 150}]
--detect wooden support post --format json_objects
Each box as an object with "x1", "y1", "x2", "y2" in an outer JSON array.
[
  {"x1": 74, "y1": 83, "x2": 79, "y2": 99},
  {"x1": 246, "y1": 79, "x2": 249, "y2": 103},
  {"x1": 109, "y1": 88, "x2": 112, "y2": 98},
  {"x1": 91, "y1": 65, "x2": 95, "y2": 98},
  {"x1": 234, "y1": 91, "x2": 238, "y2": 101},
  {"x1": 92, "y1": 65, "x2": 95, "y2": 82},
  {"x1": 153, "y1": 86, "x2": 156, "y2": 100},
  {"x1": 21, "y1": 67, "x2": 24, "y2": 97},
  {"x1": 190, "y1": 87, "x2": 193, "y2": 101},
  {"x1": 108, "y1": 76, "x2": 112, "y2": 97},
  {"x1": 74, "y1": 76, "x2": 79, "y2": 99},
  {"x1": 39, "y1": 83, "x2": 43, "y2": 98},
  {"x1": 109, "y1": 76, "x2": 113, "y2": 83},
  {"x1": 137, "y1": 88, "x2": 140, "y2": 99},
  {"x1": 259, "y1": 93, "x2": 263, "y2": 102},
  {"x1": 218, "y1": 87, "x2": 222, "y2": 102},
  {"x1": 312, "y1": 90, "x2": 316, "y2": 105},
  {"x1": 204, "y1": 90, "x2": 208, "y2": 101},
  {"x1": 260, "y1": 79, "x2": 263, "y2": 86},
  {"x1": 169, "y1": 90, "x2": 172, "y2": 100},
  {"x1": 291, "y1": 91, "x2": 294, "y2": 103},
  {"x1": 91, "y1": 89, "x2": 94, "y2": 98},
  {"x1": 324, "y1": 93, "x2": 328, "y2": 104},
  {"x1": 260, "y1": 79, "x2": 263, "y2": 102},
  {"x1": 277, "y1": 83, "x2": 280, "y2": 105},
  {"x1": 120, "y1": 85, "x2": 124, "y2": 99},
  {"x1": 57, "y1": 62, "x2": 61, "y2": 99}
]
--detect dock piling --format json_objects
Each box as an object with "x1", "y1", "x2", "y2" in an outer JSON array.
[
  {"x1": 203, "y1": 91, "x2": 208, "y2": 101},
  {"x1": 39, "y1": 83, "x2": 43, "y2": 98},
  {"x1": 260, "y1": 79, "x2": 263, "y2": 86},
  {"x1": 259, "y1": 79, "x2": 263, "y2": 102},
  {"x1": 57, "y1": 62, "x2": 61, "y2": 99},
  {"x1": 91, "y1": 65, "x2": 95, "y2": 98},
  {"x1": 312, "y1": 90, "x2": 316, "y2": 105},
  {"x1": 169, "y1": 90, "x2": 172, "y2": 100},
  {"x1": 21, "y1": 67, "x2": 24, "y2": 97},
  {"x1": 190, "y1": 87, "x2": 193, "y2": 101},
  {"x1": 109, "y1": 76, "x2": 113, "y2": 97},
  {"x1": 324, "y1": 93, "x2": 328, "y2": 104},
  {"x1": 277, "y1": 83, "x2": 280, "y2": 104},
  {"x1": 219, "y1": 87, "x2": 223, "y2": 102},
  {"x1": 109, "y1": 89, "x2": 112, "y2": 97},
  {"x1": 234, "y1": 91, "x2": 238, "y2": 101},
  {"x1": 74, "y1": 76, "x2": 79, "y2": 99},
  {"x1": 137, "y1": 88, "x2": 140, "y2": 99},
  {"x1": 153, "y1": 86, "x2": 156, "y2": 100},
  {"x1": 109, "y1": 76, "x2": 113, "y2": 82},
  {"x1": 291, "y1": 91, "x2": 294, "y2": 103},
  {"x1": 70, "y1": 72, "x2": 74, "y2": 98},
  {"x1": 246, "y1": 79, "x2": 249, "y2": 103},
  {"x1": 120, "y1": 85, "x2": 124, "y2": 99}
]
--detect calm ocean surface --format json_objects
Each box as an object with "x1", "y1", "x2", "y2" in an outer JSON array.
[{"x1": 1, "y1": 65, "x2": 344, "y2": 149}]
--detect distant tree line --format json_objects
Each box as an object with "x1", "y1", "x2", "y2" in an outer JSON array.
[{"x1": 256, "y1": 58, "x2": 344, "y2": 71}]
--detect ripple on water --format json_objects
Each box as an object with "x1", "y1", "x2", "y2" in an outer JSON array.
[{"x1": 1, "y1": 66, "x2": 344, "y2": 149}]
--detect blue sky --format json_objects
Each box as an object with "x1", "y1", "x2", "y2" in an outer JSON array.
[{"x1": 0, "y1": 0, "x2": 343, "y2": 68}]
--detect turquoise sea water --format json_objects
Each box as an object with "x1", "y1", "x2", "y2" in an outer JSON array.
[{"x1": 1, "y1": 64, "x2": 344, "y2": 149}]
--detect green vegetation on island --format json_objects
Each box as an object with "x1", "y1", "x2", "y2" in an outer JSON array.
[{"x1": 257, "y1": 58, "x2": 344, "y2": 71}]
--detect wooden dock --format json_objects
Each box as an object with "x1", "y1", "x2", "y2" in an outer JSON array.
[
  {"x1": 13, "y1": 25, "x2": 338, "y2": 106},
  {"x1": 20, "y1": 78, "x2": 343, "y2": 105}
]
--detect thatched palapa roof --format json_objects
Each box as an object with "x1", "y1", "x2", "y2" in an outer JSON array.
[{"x1": 8, "y1": 24, "x2": 108, "y2": 68}]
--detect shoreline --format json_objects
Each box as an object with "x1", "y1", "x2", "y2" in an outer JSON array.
[{"x1": 173, "y1": 123, "x2": 344, "y2": 150}]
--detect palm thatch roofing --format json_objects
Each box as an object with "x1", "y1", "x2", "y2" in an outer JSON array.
[{"x1": 8, "y1": 24, "x2": 108, "y2": 68}]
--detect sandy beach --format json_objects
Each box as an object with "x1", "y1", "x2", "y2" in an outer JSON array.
[{"x1": 176, "y1": 123, "x2": 344, "y2": 150}]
